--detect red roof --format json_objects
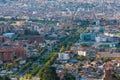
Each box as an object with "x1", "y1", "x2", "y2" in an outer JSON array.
[{"x1": 28, "y1": 36, "x2": 45, "y2": 43}]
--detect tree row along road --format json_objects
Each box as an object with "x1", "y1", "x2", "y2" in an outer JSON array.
[
  {"x1": 17, "y1": 27, "x2": 86, "y2": 78},
  {"x1": 37, "y1": 28, "x2": 86, "y2": 76},
  {"x1": 15, "y1": 48, "x2": 46, "y2": 77}
]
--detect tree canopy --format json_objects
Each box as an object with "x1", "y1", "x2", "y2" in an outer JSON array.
[
  {"x1": 64, "y1": 73, "x2": 75, "y2": 80},
  {"x1": 39, "y1": 66, "x2": 59, "y2": 80},
  {"x1": 0, "y1": 76, "x2": 11, "y2": 80}
]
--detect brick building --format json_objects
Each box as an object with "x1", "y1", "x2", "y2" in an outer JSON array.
[
  {"x1": 0, "y1": 47, "x2": 26, "y2": 62},
  {"x1": 28, "y1": 36, "x2": 45, "y2": 43}
]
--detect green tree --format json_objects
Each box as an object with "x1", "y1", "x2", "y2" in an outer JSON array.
[
  {"x1": 24, "y1": 74, "x2": 32, "y2": 80},
  {"x1": 60, "y1": 46, "x2": 65, "y2": 52},
  {"x1": 39, "y1": 66, "x2": 59, "y2": 80},
  {"x1": 13, "y1": 58, "x2": 20, "y2": 67},
  {"x1": 0, "y1": 75, "x2": 11, "y2": 80},
  {"x1": 77, "y1": 63, "x2": 83, "y2": 71},
  {"x1": 64, "y1": 73, "x2": 75, "y2": 80},
  {"x1": 4, "y1": 64, "x2": 12, "y2": 71},
  {"x1": 112, "y1": 72, "x2": 120, "y2": 80},
  {"x1": 77, "y1": 55, "x2": 86, "y2": 61},
  {"x1": 101, "y1": 58, "x2": 111, "y2": 62},
  {"x1": 80, "y1": 43, "x2": 90, "y2": 47},
  {"x1": 16, "y1": 76, "x2": 20, "y2": 80}
]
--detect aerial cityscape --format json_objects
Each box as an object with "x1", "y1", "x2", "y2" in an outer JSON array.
[{"x1": 0, "y1": 0, "x2": 120, "y2": 80}]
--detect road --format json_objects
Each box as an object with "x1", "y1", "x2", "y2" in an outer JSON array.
[{"x1": 17, "y1": 50, "x2": 49, "y2": 77}]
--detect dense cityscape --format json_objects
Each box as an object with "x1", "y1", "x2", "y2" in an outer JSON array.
[{"x1": 0, "y1": 0, "x2": 120, "y2": 80}]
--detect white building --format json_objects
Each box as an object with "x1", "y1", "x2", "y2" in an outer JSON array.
[
  {"x1": 95, "y1": 36, "x2": 107, "y2": 42},
  {"x1": 104, "y1": 32, "x2": 114, "y2": 37},
  {"x1": 78, "y1": 51, "x2": 87, "y2": 56},
  {"x1": 78, "y1": 49, "x2": 96, "y2": 57},
  {"x1": 58, "y1": 53, "x2": 70, "y2": 60},
  {"x1": 3, "y1": 33, "x2": 15, "y2": 38}
]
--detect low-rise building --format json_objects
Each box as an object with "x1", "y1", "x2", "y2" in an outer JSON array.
[
  {"x1": 58, "y1": 53, "x2": 70, "y2": 60},
  {"x1": 3, "y1": 33, "x2": 15, "y2": 38},
  {"x1": 80, "y1": 32, "x2": 97, "y2": 41},
  {"x1": 97, "y1": 53, "x2": 120, "y2": 58},
  {"x1": 78, "y1": 47, "x2": 96, "y2": 57}
]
